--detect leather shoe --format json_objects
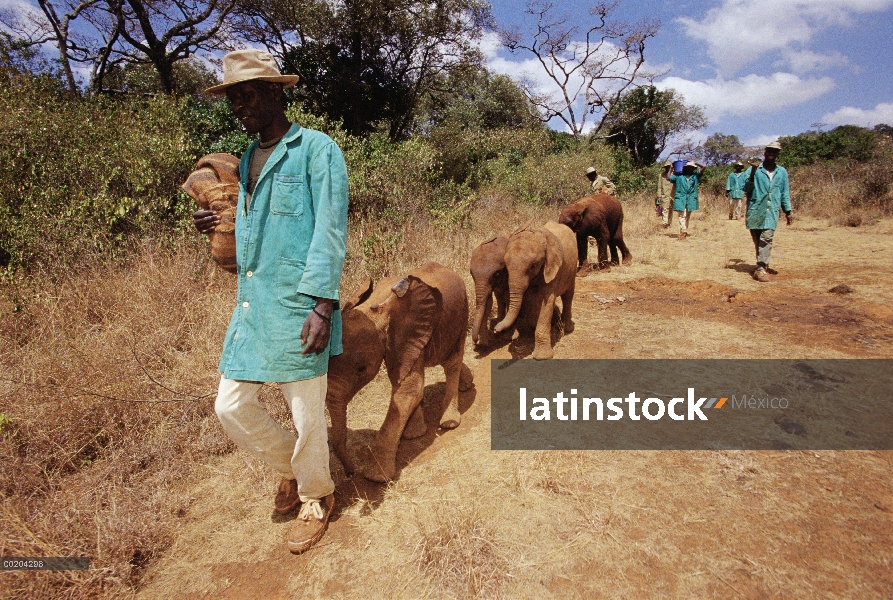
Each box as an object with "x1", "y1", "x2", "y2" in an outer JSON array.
[
  {"x1": 287, "y1": 494, "x2": 335, "y2": 554},
  {"x1": 274, "y1": 478, "x2": 300, "y2": 515},
  {"x1": 753, "y1": 267, "x2": 770, "y2": 282}
]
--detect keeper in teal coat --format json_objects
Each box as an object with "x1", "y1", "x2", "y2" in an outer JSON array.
[
  {"x1": 669, "y1": 160, "x2": 704, "y2": 238},
  {"x1": 726, "y1": 162, "x2": 747, "y2": 220},
  {"x1": 743, "y1": 141, "x2": 793, "y2": 282},
  {"x1": 193, "y1": 49, "x2": 347, "y2": 554}
]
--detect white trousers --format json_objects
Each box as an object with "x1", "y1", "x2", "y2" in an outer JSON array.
[
  {"x1": 675, "y1": 209, "x2": 690, "y2": 232},
  {"x1": 215, "y1": 375, "x2": 335, "y2": 502}
]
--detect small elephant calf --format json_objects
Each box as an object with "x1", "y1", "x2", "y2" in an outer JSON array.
[
  {"x1": 559, "y1": 193, "x2": 632, "y2": 271},
  {"x1": 326, "y1": 262, "x2": 473, "y2": 482}
]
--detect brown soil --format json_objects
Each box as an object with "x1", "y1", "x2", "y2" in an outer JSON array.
[{"x1": 137, "y1": 216, "x2": 893, "y2": 599}]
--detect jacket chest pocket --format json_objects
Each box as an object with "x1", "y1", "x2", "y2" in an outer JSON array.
[{"x1": 271, "y1": 174, "x2": 306, "y2": 216}]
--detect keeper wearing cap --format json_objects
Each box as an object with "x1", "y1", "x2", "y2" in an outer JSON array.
[
  {"x1": 194, "y1": 49, "x2": 348, "y2": 553},
  {"x1": 585, "y1": 166, "x2": 616, "y2": 196},
  {"x1": 743, "y1": 141, "x2": 793, "y2": 282}
]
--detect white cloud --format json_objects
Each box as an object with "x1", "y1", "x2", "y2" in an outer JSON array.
[
  {"x1": 657, "y1": 73, "x2": 835, "y2": 123},
  {"x1": 779, "y1": 50, "x2": 850, "y2": 74},
  {"x1": 678, "y1": 0, "x2": 893, "y2": 75},
  {"x1": 743, "y1": 133, "x2": 782, "y2": 148},
  {"x1": 476, "y1": 31, "x2": 502, "y2": 61},
  {"x1": 821, "y1": 102, "x2": 893, "y2": 127}
]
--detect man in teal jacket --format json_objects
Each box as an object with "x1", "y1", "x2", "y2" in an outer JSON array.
[
  {"x1": 744, "y1": 141, "x2": 793, "y2": 282},
  {"x1": 726, "y1": 161, "x2": 747, "y2": 220},
  {"x1": 194, "y1": 50, "x2": 348, "y2": 554},
  {"x1": 669, "y1": 160, "x2": 705, "y2": 239}
]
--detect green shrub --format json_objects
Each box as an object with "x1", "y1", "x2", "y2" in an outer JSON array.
[{"x1": 0, "y1": 75, "x2": 195, "y2": 274}]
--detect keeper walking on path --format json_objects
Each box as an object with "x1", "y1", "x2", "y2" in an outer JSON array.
[
  {"x1": 744, "y1": 141, "x2": 793, "y2": 282},
  {"x1": 669, "y1": 160, "x2": 704, "y2": 239},
  {"x1": 726, "y1": 161, "x2": 747, "y2": 220},
  {"x1": 193, "y1": 49, "x2": 349, "y2": 554}
]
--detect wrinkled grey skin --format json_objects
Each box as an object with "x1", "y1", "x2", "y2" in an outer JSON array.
[
  {"x1": 493, "y1": 221, "x2": 577, "y2": 360},
  {"x1": 326, "y1": 262, "x2": 473, "y2": 482}
]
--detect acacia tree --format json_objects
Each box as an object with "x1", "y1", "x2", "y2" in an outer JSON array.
[
  {"x1": 109, "y1": 0, "x2": 236, "y2": 94},
  {"x1": 697, "y1": 132, "x2": 745, "y2": 165},
  {"x1": 500, "y1": 0, "x2": 660, "y2": 138},
  {"x1": 0, "y1": 0, "x2": 105, "y2": 97},
  {"x1": 234, "y1": 0, "x2": 492, "y2": 139},
  {"x1": 1, "y1": 0, "x2": 235, "y2": 95},
  {"x1": 603, "y1": 85, "x2": 706, "y2": 166}
]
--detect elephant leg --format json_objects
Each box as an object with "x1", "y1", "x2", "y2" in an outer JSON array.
[
  {"x1": 327, "y1": 398, "x2": 356, "y2": 477},
  {"x1": 532, "y1": 292, "x2": 556, "y2": 360},
  {"x1": 364, "y1": 363, "x2": 424, "y2": 482},
  {"x1": 615, "y1": 220, "x2": 632, "y2": 264},
  {"x1": 402, "y1": 404, "x2": 427, "y2": 439},
  {"x1": 609, "y1": 241, "x2": 620, "y2": 265},
  {"x1": 576, "y1": 235, "x2": 588, "y2": 269},
  {"x1": 459, "y1": 362, "x2": 474, "y2": 392},
  {"x1": 596, "y1": 226, "x2": 611, "y2": 268},
  {"x1": 440, "y1": 350, "x2": 464, "y2": 429},
  {"x1": 561, "y1": 286, "x2": 574, "y2": 334},
  {"x1": 617, "y1": 238, "x2": 632, "y2": 264}
]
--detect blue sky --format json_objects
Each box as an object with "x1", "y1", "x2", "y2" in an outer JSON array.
[
  {"x1": 5, "y1": 0, "x2": 892, "y2": 150},
  {"x1": 484, "y1": 0, "x2": 893, "y2": 148}
]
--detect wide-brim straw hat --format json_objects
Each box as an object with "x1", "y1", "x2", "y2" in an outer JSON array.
[
  {"x1": 205, "y1": 49, "x2": 299, "y2": 95},
  {"x1": 585, "y1": 166, "x2": 597, "y2": 175},
  {"x1": 684, "y1": 160, "x2": 699, "y2": 168},
  {"x1": 733, "y1": 160, "x2": 744, "y2": 167},
  {"x1": 765, "y1": 141, "x2": 782, "y2": 150}
]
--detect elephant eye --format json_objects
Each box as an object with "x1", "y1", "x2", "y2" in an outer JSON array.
[{"x1": 357, "y1": 365, "x2": 367, "y2": 373}]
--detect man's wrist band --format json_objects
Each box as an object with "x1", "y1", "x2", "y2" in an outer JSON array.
[{"x1": 312, "y1": 307, "x2": 331, "y2": 323}]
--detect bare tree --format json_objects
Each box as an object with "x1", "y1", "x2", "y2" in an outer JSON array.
[
  {"x1": 110, "y1": 0, "x2": 237, "y2": 94},
  {"x1": 0, "y1": 0, "x2": 104, "y2": 97},
  {"x1": 501, "y1": 1, "x2": 660, "y2": 138}
]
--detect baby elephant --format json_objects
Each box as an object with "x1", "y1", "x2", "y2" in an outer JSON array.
[
  {"x1": 559, "y1": 193, "x2": 632, "y2": 271},
  {"x1": 326, "y1": 262, "x2": 473, "y2": 482}
]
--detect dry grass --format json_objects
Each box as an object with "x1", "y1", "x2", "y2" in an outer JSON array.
[{"x1": 3, "y1": 166, "x2": 893, "y2": 599}]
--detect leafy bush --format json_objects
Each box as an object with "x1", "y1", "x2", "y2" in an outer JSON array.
[
  {"x1": 0, "y1": 74, "x2": 197, "y2": 274},
  {"x1": 779, "y1": 125, "x2": 878, "y2": 167}
]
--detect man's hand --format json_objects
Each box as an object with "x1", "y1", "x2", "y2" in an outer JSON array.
[
  {"x1": 301, "y1": 298, "x2": 333, "y2": 355},
  {"x1": 785, "y1": 212, "x2": 794, "y2": 226},
  {"x1": 193, "y1": 209, "x2": 220, "y2": 235}
]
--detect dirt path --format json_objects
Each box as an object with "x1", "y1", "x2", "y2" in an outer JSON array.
[{"x1": 138, "y1": 217, "x2": 893, "y2": 599}]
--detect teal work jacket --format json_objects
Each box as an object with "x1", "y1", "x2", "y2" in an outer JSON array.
[
  {"x1": 669, "y1": 170, "x2": 701, "y2": 211},
  {"x1": 726, "y1": 171, "x2": 747, "y2": 199},
  {"x1": 744, "y1": 163, "x2": 791, "y2": 230},
  {"x1": 219, "y1": 124, "x2": 349, "y2": 382}
]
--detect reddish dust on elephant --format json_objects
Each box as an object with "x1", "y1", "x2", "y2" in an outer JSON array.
[
  {"x1": 492, "y1": 220, "x2": 576, "y2": 360},
  {"x1": 325, "y1": 262, "x2": 474, "y2": 482},
  {"x1": 559, "y1": 193, "x2": 632, "y2": 271}
]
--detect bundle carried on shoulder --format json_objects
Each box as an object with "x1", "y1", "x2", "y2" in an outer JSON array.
[{"x1": 182, "y1": 153, "x2": 240, "y2": 273}]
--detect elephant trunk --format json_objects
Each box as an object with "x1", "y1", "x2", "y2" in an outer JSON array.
[
  {"x1": 493, "y1": 286, "x2": 526, "y2": 333},
  {"x1": 471, "y1": 282, "x2": 493, "y2": 344}
]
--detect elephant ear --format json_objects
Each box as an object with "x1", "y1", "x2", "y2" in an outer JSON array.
[
  {"x1": 539, "y1": 230, "x2": 563, "y2": 284},
  {"x1": 343, "y1": 278, "x2": 374, "y2": 312},
  {"x1": 560, "y1": 202, "x2": 583, "y2": 229},
  {"x1": 385, "y1": 275, "x2": 440, "y2": 384}
]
